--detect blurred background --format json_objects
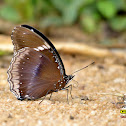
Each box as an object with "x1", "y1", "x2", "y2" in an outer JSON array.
[
  {"x1": 0, "y1": 0, "x2": 126, "y2": 46},
  {"x1": 0, "y1": 0, "x2": 126, "y2": 126}
]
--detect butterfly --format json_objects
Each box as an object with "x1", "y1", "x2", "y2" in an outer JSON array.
[{"x1": 7, "y1": 25, "x2": 74, "y2": 101}]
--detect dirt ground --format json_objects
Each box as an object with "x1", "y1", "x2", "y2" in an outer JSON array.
[
  {"x1": 0, "y1": 51, "x2": 126, "y2": 126},
  {"x1": 0, "y1": 30, "x2": 126, "y2": 126}
]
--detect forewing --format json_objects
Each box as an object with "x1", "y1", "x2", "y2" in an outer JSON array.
[
  {"x1": 11, "y1": 26, "x2": 49, "y2": 53},
  {"x1": 11, "y1": 25, "x2": 66, "y2": 76}
]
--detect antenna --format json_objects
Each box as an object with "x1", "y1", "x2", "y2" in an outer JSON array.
[{"x1": 72, "y1": 62, "x2": 95, "y2": 75}]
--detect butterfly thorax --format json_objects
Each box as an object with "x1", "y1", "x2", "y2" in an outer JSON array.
[{"x1": 54, "y1": 75, "x2": 74, "y2": 91}]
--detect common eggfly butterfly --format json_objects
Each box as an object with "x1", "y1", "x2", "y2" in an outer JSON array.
[{"x1": 7, "y1": 25, "x2": 74, "y2": 100}]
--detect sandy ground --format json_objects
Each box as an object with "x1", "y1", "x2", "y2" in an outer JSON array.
[{"x1": 0, "y1": 53, "x2": 126, "y2": 126}]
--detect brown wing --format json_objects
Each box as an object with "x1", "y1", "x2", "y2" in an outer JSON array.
[
  {"x1": 11, "y1": 25, "x2": 66, "y2": 76},
  {"x1": 8, "y1": 47, "x2": 61, "y2": 99},
  {"x1": 11, "y1": 26, "x2": 49, "y2": 52}
]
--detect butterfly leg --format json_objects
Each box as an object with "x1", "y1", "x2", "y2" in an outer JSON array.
[
  {"x1": 62, "y1": 84, "x2": 74, "y2": 103},
  {"x1": 65, "y1": 88, "x2": 69, "y2": 104},
  {"x1": 39, "y1": 90, "x2": 54, "y2": 105},
  {"x1": 64, "y1": 84, "x2": 73, "y2": 99},
  {"x1": 49, "y1": 92, "x2": 53, "y2": 100}
]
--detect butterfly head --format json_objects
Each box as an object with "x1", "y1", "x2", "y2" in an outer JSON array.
[{"x1": 64, "y1": 75, "x2": 75, "y2": 85}]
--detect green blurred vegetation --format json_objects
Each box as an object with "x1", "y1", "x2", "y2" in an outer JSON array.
[
  {"x1": 0, "y1": 50, "x2": 10, "y2": 56},
  {"x1": 0, "y1": 0, "x2": 126, "y2": 33}
]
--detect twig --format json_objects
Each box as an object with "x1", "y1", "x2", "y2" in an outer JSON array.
[{"x1": 0, "y1": 35, "x2": 125, "y2": 60}]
